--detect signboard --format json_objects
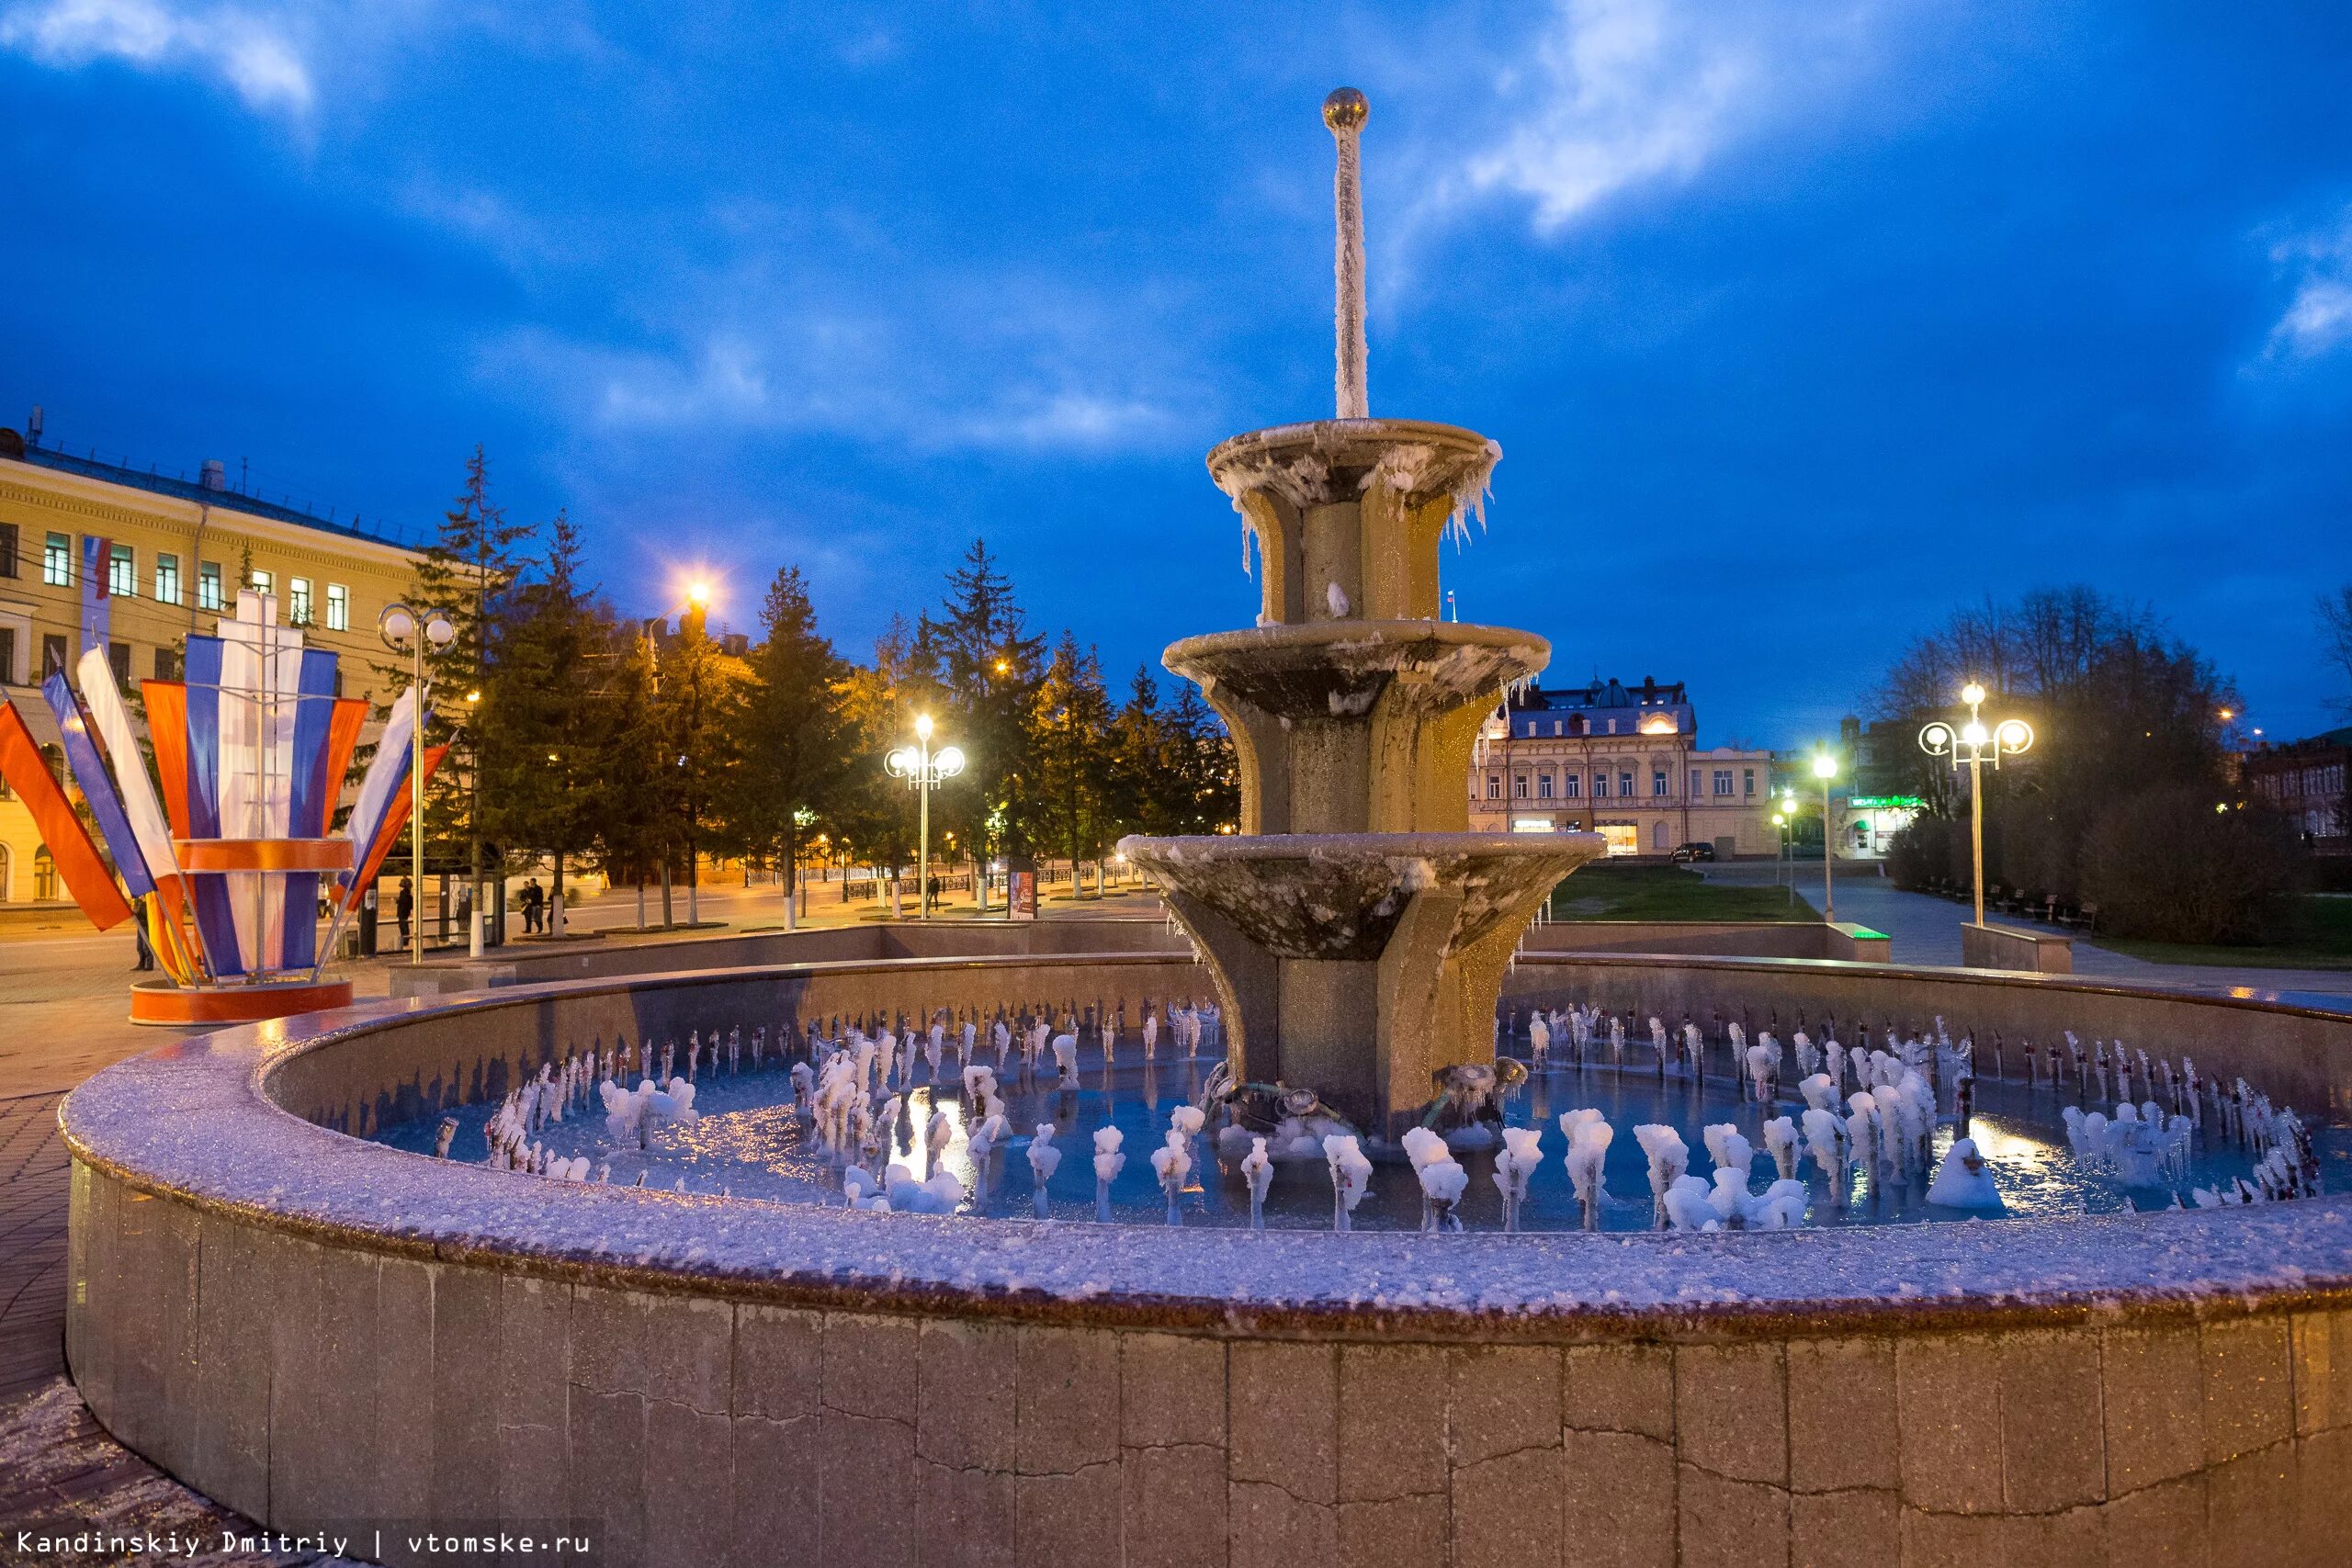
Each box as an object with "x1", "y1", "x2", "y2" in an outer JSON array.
[
  {"x1": 1847, "y1": 795, "x2": 1926, "y2": 811},
  {"x1": 1009, "y1": 870, "x2": 1037, "y2": 920}
]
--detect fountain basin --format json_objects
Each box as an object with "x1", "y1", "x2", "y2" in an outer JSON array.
[
  {"x1": 1207, "y1": 417, "x2": 1500, "y2": 518},
  {"x1": 57, "y1": 938, "x2": 2352, "y2": 1566}
]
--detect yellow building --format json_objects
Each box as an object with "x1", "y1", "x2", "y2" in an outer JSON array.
[
  {"x1": 1466, "y1": 676, "x2": 1781, "y2": 857},
  {"x1": 0, "y1": 424, "x2": 427, "y2": 904}
]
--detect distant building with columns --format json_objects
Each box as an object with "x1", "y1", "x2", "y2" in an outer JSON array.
[{"x1": 1465, "y1": 676, "x2": 1780, "y2": 857}]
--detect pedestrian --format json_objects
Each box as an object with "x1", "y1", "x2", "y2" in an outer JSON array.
[
  {"x1": 130, "y1": 896, "x2": 155, "y2": 972},
  {"x1": 396, "y1": 877, "x2": 414, "y2": 949},
  {"x1": 526, "y1": 877, "x2": 545, "y2": 933}
]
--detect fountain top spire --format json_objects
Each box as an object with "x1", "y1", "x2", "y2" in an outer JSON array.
[{"x1": 1327, "y1": 86, "x2": 1370, "y2": 420}]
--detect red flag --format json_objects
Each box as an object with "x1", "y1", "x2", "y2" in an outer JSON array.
[
  {"x1": 0, "y1": 698, "x2": 133, "y2": 930},
  {"x1": 341, "y1": 745, "x2": 448, "y2": 910}
]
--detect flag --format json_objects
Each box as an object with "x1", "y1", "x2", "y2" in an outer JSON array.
[{"x1": 0, "y1": 698, "x2": 132, "y2": 929}]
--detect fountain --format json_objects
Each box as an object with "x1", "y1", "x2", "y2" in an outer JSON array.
[{"x1": 1120, "y1": 88, "x2": 1604, "y2": 1137}]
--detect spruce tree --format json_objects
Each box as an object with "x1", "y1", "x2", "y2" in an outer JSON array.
[
  {"x1": 721, "y1": 567, "x2": 853, "y2": 914},
  {"x1": 918, "y1": 539, "x2": 1044, "y2": 864}
]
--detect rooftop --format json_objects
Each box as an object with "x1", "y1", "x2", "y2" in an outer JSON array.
[{"x1": 1, "y1": 428, "x2": 424, "y2": 551}]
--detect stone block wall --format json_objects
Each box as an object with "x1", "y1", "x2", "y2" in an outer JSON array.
[{"x1": 66, "y1": 1159, "x2": 2352, "y2": 1567}]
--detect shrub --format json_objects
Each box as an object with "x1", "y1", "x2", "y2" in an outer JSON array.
[
  {"x1": 1886, "y1": 817, "x2": 1958, "y2": 891},
  {"x1": 2078, "y1": 786, "x2": 2306, "y2": 943}
]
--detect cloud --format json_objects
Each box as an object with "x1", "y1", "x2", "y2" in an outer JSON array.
[
  {"x1": 1432, "y1": 0, "x2": 1905, "y2": 234},
  {"x1": 0, "y1": 0, "x2": 313, "y2": 111},
  {"x1": 2261, "y1": 214, "x2": 2352, "y2": 361}
]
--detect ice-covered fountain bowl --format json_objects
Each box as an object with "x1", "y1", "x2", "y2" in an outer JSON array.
[{"x1": 54, "y1": 923, "x2": 2352, "y2": 1567}]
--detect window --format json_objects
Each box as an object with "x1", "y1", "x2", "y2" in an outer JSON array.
[
  {"x1": 42, "y1": 532, "x2": 69, "y2": 587},
  {"x1": 1690, "y1": 769, "x2": 1702, "y2": 797},
  {"x1": 1536, "y1": 773, "x2": 1554, "y2": 799},
  {"x1": 1713, "y1": 769, "x2": 1733, "y2": 797},
  {"x1": 1606, "y1": 718, "x2": 1619, "y2": 735},
  {"x1": 288, "y1": 577, "x2": 312, "y2": 625},
  {"x1": 0, "y1": 627, "x2": 13, "y2": 685},
  {"x1": 40, "y1": 634, "x2": 66, "y2": 682},
  {"x1": 325, "y1": 582, "x2": 349, "y2": 631},
  {"x1": 107, "y1": 642, "x2": 130, "y2": 691},
  {"x1": 34, "y1": 848, "x2": 58, "y2": 902},
  {"x1": 1653, "y1": 770, "x2": 1668, "y2": 797},
  {"x1": 1743, "y1": 769, "x2": 1756, "y2": 796},
  {"x1": 1619, "y1": 771, "x2": 1634, "y2": 797},
  {"x1": 107, "y1": 543, "x2": 134, "y2": 598},
  {"x1": 154, "y1": 646, "x2": 179, "y2": 681},
  {"x1": 1593, "y1": 772, "x2": 1609, "y2": 799},
  {"x1": 1513, "y1": 773, "x2": 1529, "y2": 799},
  {"x1": 198, "y1": 562, "x2": 223, "y2": 611},
  {"x1": 1653, "y1": 821, "x2": 1668, "y2": 850},
  {"x1": 249, "y1": 569, "x2": 274, "y2": 596},
  {"x1": 154, "y1": 554, "x2": 181, "y2": 605},
  {"x1": 1563, "y1": 773, "x2": 1580, "y2": 798},
  {"x1": 40, "y1": 743, "x2": 63, "y2": 788},
  {"x1": 1486, "y1": 773, "x2": 1502, "y2": 801},
  {"x1": 0, "y1": 522, "x2": 16, "y2": 579}
]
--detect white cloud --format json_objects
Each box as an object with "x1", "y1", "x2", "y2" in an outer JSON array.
[
  {"x1": 0, "y1": 0, "x2": 314, "y2": 111},
  {"x1": 2262, "y1": 216, "x2": 2352, "y2": 361},
  {"x1": 1440, "y1": 0, "x2": 1905, "y2": 234}
]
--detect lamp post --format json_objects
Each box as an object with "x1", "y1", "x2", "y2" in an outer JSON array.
[
  {"x1": 379, "y1": 603, "x2": 458, "y2": 964},
  {"x1": 1918, "y1": 681, "x2": 2036, "y2": 928},
  {"x1": 1812, "y1": 750, "x2": 1839, "y2": 923},
  {"x1": 1771, "y1": 809, "x2": 1789, "y2": 905},
  {"x1": 886, "y1": 715, "x2": 966, "y2": 919}
]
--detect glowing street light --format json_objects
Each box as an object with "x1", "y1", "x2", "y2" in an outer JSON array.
[
  {"x1": 379, "y1": 603, "x2": 458, "y2": 964},
  {"x1": 886, "y1": 714, "x2": 966, "y2": 919},
  {"x1": 1919, "y1": 681, "x2": 2036, "y2": 930}
]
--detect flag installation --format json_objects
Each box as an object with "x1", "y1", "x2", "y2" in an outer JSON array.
[{"x1": 0, "y1": 592, "x2": 378, "y2": 990}]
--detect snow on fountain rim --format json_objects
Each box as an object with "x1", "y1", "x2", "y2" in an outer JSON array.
[{"x1": 56, "y1": 963, "x2": 2352, "y2": 1337}]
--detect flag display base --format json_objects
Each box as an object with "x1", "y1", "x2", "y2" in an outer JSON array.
[{"x1": 130, "y1": 976, "x2": 355, "y2": 1027}]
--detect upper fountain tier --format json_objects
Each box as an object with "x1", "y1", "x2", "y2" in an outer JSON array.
[{"x1": 1210, "y1": 417, "x2": 1501, "y2": 629}]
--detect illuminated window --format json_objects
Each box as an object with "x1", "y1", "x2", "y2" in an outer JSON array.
[
  {"x1": 249, "y1": 569, "x2": 274, "y2": 596},
  {"x1": 288, "y1": 577, "x2": 312, "y2": 625},
  {"x1": 325, "y1": 583, "x2": 349, "y2": 631},
  {"x1": 107, "y1": 543, "x2": 134, "y2": 598},
  {"x1": 198, "y1": 562, "x2": 223, "y2": 611},
  {"x1": 42, "y1": 532, "x2": 69, "y2": 587},
  {"x1": 154, "y1": 554, "x2": 180, "y2": 605}
]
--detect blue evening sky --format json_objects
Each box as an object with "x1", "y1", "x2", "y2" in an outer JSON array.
[{"x1": 5, "y1": 1, "x2": 2350, "y2": 746}]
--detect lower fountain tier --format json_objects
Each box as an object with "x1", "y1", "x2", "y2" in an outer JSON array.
[
  {"x1": 1119, "y1": 832, "x2": 1597, "y2": 960},
  {"x1": 1121, "y1": 831, "x2": 1606, "y2": 1133}
]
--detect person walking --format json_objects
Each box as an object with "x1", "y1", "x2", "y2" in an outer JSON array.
[
  {"x1": 396, "y1": 877, "x2": 414, "y2": 950},
  {"x1": 130, "y1": 896, "x2": 155, "y2": 972}
]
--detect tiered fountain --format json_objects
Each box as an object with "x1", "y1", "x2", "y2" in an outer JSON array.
[{"x1": 1119, "y1": 88, "x2": 1605, "y2": 1138}]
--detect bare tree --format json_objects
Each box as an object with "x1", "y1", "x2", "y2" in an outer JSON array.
[{"x1": 2320, "y1": 585, "x2": 2352, "y2": 716}]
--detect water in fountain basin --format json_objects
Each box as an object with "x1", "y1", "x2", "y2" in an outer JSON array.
[{"x1": 370, "y1": 1037, "x2": 2351, "y2": 1232}]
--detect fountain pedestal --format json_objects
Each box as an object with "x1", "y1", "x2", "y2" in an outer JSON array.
[{"x1": 1122, "y1": 420, "x2": 1601, "y2": 1135}]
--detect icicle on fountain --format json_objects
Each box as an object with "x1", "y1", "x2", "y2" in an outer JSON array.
[{"x1": 1119, "y1": 88, "x2": 1605, "y2": 1138}]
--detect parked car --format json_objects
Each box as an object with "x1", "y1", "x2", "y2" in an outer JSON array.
[{"x1": 1670, "y1": 841, "x2": 1717, "y2": 863}]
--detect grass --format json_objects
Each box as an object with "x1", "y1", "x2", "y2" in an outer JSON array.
[
  {"x1": 1545, "y1": 863, "x2": 1818, "y2": 923},
  {"x1": 2089, "y1": 894, "x2": 2352, "y2": 971}
]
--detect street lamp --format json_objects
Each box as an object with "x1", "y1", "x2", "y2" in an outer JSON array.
[
  {"x1": 1811, "y1": 750, "x2": 1838, "y2": 922},
  {"x1": 886, "y1": 714, "x2": 966, "y2": 919},
  {"x1": 379, "y1": 603, "x2": 458, "y2": 964},
  {"x1": 1918, "y1": 681, "x2": 2036, "y2": 929},
  {"x1": 1770, "y1": 809, "x2": 1791, "y2": 906}
]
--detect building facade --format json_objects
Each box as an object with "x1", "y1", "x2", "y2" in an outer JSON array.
[
  {"x1": 1465, "y1": 676, "x2": 1780, "y2": 856},
  {"x1": 0, "y1": 425, "x2": 427, "y2": 903},
  {"x1": 2242, "y1": 727, "x2": 2350, "y2": 852}
]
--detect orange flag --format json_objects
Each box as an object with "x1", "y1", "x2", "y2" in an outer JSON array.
[{"x1": 0, "y1": 699, "x2": 133, "y2": 930}]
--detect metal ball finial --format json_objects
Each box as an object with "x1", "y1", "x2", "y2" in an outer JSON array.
[{"x1": 1323, "y1": 87, "x2": 1367, "y2": 133}]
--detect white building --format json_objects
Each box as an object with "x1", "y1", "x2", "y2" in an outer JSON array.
[{"x1": 1466, "y1": 676, "x2": 1780, "y2": 857}]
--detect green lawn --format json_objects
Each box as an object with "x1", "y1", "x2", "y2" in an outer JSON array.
[
  {"x1": 2090, "y1": 894, "x2": 2352, "y2": 970},
  {"x1": 1544, "y1": 863, "x2": 1818, "y2": 923}
]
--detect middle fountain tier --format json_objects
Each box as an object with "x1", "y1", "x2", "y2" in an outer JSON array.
[{"x1": 1122, "y1": 415, "x2": 1604, "y2": 1139}]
